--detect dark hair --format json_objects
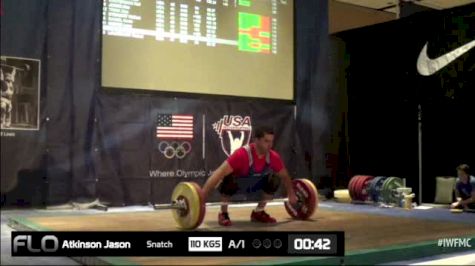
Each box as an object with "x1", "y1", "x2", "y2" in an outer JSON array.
[
  {"x1": 456, "y1": 164, "x2": 470, "y2": 175},
  {"x1": 254, "y1": 126, "x2": 274, "y2": 139}
]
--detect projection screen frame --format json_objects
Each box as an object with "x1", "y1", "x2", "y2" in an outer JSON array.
[{"x1": 100, "y1": 0, "x2": 296, "y2": 103}]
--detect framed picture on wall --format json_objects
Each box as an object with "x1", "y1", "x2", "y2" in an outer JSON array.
[{"x1": 1, "y1": 56, "x2": 41, "y2": 131}]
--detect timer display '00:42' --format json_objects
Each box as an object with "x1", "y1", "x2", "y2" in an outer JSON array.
[
  {"x1": 293, "y1": 238, "x2": 331, "y2": 250},
  {"x1": 287, "y1": 234, "x2": 339, "y2": 255}
]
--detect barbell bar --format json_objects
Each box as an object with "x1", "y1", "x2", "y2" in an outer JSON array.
[{"x1": 153, "y1": 197, "x2": 295, "y2": 211}]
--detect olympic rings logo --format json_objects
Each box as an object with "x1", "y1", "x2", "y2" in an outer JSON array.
[{"x1": 158, "y1": 141, "x2": 192, "y2": 159}]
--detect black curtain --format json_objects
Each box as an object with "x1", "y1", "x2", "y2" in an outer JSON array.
[
  {"x1": 1, "y1": 0, "x2": 100, "y2": 206},
  {"x1": 295, "y1": 0, "x2": 349, "y2": 189},
  {"x1": 339, "y1": 3, "x2": 475, "y2": 203}
]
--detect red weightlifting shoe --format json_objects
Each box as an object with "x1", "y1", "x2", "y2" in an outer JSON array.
[
  {"x1": 218, "y1": 212, "x2": 232, "y2": 226},
  {"x1": 250, "y1": 210, "x2": 276, "y2": 223}
]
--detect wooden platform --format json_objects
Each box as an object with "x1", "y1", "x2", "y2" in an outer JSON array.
[{"x1": 8, "y1": 204, "x2": 475, "y2": 265}]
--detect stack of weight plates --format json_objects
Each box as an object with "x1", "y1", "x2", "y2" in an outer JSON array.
[
  {"x1": 367, "y1": 176, "x2": 388, "y2": 203},
  {"x1": 348, "y1": 175, "x2": 374, "y2": 202}
]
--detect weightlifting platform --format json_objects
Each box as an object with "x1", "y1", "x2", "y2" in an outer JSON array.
[{"x1": 7, "y1": 202, "x2": 475, "y2": 265}]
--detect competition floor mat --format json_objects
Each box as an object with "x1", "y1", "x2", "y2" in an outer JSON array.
[{"x1": 8, "y1": 203, "x2": 475, "y2": 265}]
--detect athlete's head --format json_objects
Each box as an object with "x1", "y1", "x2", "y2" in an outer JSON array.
[
  {"x1": 254, "y1": 126, "x2": 274, "y2": 154},
  {"x1": 456, "y1": 164, "x2": 470, "y2": 182}
]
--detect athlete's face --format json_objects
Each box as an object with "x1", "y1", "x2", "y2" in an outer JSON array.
[
  {"x1": 457, "y1": 169, "x2": 469, "y2": 182},
  {"x1": 255, "y1": 133, "x2": 274, "y2": 154}
]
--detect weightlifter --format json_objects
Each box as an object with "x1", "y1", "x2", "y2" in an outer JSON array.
[
  {"x1": 451, "y1": 164, "x2": 475, "y2": 211},
  {"x1": 202, "y1": 126, "x2": 298, "y2": 226}
]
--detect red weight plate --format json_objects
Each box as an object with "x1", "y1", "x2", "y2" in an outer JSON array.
[
  {"x1": 348, "y1": 175, "x2": 359, "y2": 200},
  {"x1": 359, "y1": 176, "x2": 374, "y2": 201},
  {"x1": 300, "y1": 178, "x2": 319, "y2": 218},
  {"x1": 353, "y1": 175, "x2": 365, "y2": 201},
  {"x1": 284, "y1": 179, "x2": 317, "y2": 220}
]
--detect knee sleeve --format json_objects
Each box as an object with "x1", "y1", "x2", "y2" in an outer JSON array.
[
  {"x1": 218, "y1": 175, "x2": 239, "y2": 196},
  {"x1": 262, "y1": 174, "x2": 281, "y2": 194}
]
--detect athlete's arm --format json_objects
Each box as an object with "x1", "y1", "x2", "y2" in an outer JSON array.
[
  {"x1": 202, "y1": 161, "x2": 234, "y2": 198},
  {"x1": 460, "y1": 190, "x2": 475, "y2": 207},
  {"x1": 275, "y1": 168, "x2": 297, "y2": 205}
]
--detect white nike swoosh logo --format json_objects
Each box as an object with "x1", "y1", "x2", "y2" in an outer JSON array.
[{"x1": 417, "y1": 40, "x2": 475, "y2": 76}]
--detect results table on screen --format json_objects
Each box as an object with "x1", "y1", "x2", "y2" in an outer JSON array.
[{"x1": 103, "y1": 0, "x2": 285, "y2": 54}]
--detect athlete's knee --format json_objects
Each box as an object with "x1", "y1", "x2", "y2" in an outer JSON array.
[
  {"x1": 262, "y1": 174, "x2": 281, "y2": 194},
  {"x1": 218, "y1": 175, "x2": 239, "y2": 196}
]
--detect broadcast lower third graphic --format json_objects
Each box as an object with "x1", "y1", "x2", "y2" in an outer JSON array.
[{"x1": 437, "y1": 238, "x2": 472, "y2": 248}]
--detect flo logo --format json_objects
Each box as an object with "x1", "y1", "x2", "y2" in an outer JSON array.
[
  {"x1": 12, "y1": 235, "x2": 59, "y2": 254},
  {"x1": 213, "y1": 115, "x2": 252, "y2": 157}
]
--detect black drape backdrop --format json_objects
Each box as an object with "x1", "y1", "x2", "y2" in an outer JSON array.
[
  {"x1": 295, "y1": 0, "x2": 349, "y2": 189},
  {"x1": 1, "y1": 0, "x2": 48, "y2": 203},
  {"x1": 45, "y1": 0, "x2": 100, "y2": 202},
  {"x1": 1, "y1": 0, "x2": 100, "y2": 205},
  {"x1": 339, "y1": 3, "x2": 475, "y2": 203}
]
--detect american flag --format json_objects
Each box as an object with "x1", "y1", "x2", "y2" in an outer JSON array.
[{"x1": 156, "y1": 114, "x2": 193, "y2": 139}]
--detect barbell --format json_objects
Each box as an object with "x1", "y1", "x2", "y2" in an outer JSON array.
[
  {"x1": 153, "y1": 197, "x2": 293, "y2": 210},
  {"x1": 153, "y1": 178, "x2": 319, "y2": 230}
]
